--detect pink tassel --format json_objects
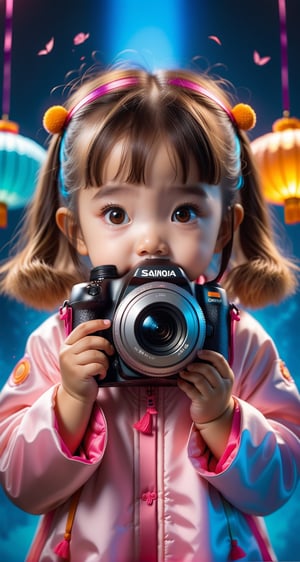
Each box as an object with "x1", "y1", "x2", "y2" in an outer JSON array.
[
  {"x1": 133, "y1": 410, "x2": 153, "y2": 434},
  {"x1": 229, "y1": 539, "x2": 246, "y2": 560},
  {"x1": 53, "y1": 535, "x2": 70, "y2": 560},
  {"x1": 133, "y1": 393, "x2": 157, "y2": 434}
]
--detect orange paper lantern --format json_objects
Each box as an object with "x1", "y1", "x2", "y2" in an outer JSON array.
[{"x1": 251, "y1": 117, "x2": 300, "y2": 224}]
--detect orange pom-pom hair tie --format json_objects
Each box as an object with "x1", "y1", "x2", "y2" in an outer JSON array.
[
  {"x1": 43, "y1": 76, "x2": 140, "y2": 135},
  {"x1": 43, "y1": 75, "x2": 256, "y2": 135},
  {"x1": 43, "y1": 106, "x2": 68, "y2": 135},
  {"x1": 231, "y1": 103, "x2": 256, "y2": 131},
  {"x1": 168, "y1": 77, "x2": 256, "y2": 131}
]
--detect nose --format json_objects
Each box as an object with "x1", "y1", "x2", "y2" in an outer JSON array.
[{"x1": 135, "y1": 226, "x2": 169, "y2": 257}]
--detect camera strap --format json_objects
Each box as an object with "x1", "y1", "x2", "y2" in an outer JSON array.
[
  {"x1": 59, "y1": 302, "x2": 72, "y2": 336},
  {"x1": 228, "y1": 304, "x2": 240, "y2": 366},
  {"x1": 213, "y1": 207, "x2": 235, "y2": 283}
]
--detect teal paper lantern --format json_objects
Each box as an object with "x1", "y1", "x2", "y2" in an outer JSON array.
[{"x1": 0, "y1": 120, "x2": 46, "y2": 227}]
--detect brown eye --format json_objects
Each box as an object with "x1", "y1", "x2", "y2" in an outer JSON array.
[
  {"x1": 104, "y1": 206, "x2": 129, "y2": 225},
  {"x1": 172, "y1": 206, "x2": 198, "y2": 223}
]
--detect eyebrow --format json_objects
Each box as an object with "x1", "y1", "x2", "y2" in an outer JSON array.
[
  {"x1": 169, "y1": 184, "x2": 208, "y2": 198},
  {"x1": 90, "y1": 183, "x2": 208, "y2": 200}
]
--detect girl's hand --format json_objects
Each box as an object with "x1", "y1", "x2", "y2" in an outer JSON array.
[
  {"x1": 55, "y1": 319, "x2": 114, "y2": 453},
  {"x1": 178, "y1": 349, "x2": 235, "y2": 454},
  {"x1": 59, "y1": 319, "x2": 115, "y2": 405}
]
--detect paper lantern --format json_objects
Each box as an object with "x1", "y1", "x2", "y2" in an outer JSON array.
[
  {"x1": 0, "y1": 120, "x2": 46, "y2": 227},
  {"x1": 251, "y1": 117, "x2": 300, "y2": 224}
]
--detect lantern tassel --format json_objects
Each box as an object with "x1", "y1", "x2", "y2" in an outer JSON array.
[
  {"x1": 0, "y1": 202, "x2": 8, "y2": 228},
  {"x1": 284, "y1": 197, "x2": 300, "y2": 224}
]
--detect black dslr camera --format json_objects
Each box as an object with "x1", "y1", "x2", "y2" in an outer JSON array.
[{"x1": 60, "y1": 259, "x2": 234, "y2": 386}]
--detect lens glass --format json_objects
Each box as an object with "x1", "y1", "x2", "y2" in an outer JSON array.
[{"x1": 135, "y1": 305, "x2": 184, "y2": 355}]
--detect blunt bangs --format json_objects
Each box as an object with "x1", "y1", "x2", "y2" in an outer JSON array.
[{"x1": 80, "y1": 88, "x2": 225, "y2": 189}]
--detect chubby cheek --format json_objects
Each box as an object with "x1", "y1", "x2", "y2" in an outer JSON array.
[
  {"x1": 173, "y1": 238, "x2": 217, "y2": 281},
  {"x1": 86, "y1": 238, "x2": 133, "y2": 271},
  {"x1": 87, "y1": 246, "x2": 124, "y2": 270}
]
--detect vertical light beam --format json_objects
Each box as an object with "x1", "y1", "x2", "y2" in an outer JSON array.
[{"x1": 103, "y1": 0, "x2": 186, "y2": 69}]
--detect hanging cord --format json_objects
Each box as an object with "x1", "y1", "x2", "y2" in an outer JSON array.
[
  {"x1": 213, "y1": 206, "x2": 235, "y2": 284},
  {"x1": 53, "y1": 487, "x2": 83, "y2": 560},
  {"x1": 278, "y1": 0, "x2": 290, "y2": 116},
  {"x1": 222, "y1": 498, "x2": 246, "y2": 560},
  {"x1": 2, "y1": 0, "x2": 14, "y2": 119}
]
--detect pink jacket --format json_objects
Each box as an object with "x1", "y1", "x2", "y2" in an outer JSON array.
[{"x1": 0, "y1": 310, "x2": 299, "y2": 562}]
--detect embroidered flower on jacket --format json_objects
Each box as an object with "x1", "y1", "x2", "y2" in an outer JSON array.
[
  {"x1": 279, "y1": 360, "x2": 293, "y2": 383},
  {"x1": 12, "y1": 358, "x2": 31, "y2": 385}
]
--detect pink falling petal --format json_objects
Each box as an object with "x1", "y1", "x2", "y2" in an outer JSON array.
[
  {"x1": 253, "y1": 50, "x2": 271, "y2": 66},
  {"x1": 37, "y1": 37, "x2": 54, "y2": 56},
  {"x1": 73, "y1": 32, "x2": 90, "y2": 46},
  {"x1": 208, "y1": 35, "x2": 222, "y2": 46}
]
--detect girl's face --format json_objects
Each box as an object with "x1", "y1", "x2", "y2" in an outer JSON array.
[{"x1": 60, "y1": 140, "x2": 230, "y2": 282}]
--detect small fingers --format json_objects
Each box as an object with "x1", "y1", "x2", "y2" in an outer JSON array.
[
  {"x1": 66, "y1": 319, "x2": 112, "y2": 345},
  {"x1": 76, "y1": 348, "x2": 110, "y2": 369},
  {"x1": 71, "y1": 334, "x2": 114, "y2": 357},
  {"x1": 177, "y1": 376, "x2": 203, "y2": 399},
  {"x1": 178, "y1": 350, "x2": 234, "y2": 397},
  {"x1": 178, "y1": 369, "x2": 215, "y2": 395},
  {"x1": 196, "y1": 350, "x2": 233, "y2": 380}
]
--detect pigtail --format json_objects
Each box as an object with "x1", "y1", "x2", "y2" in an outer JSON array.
[
  {"x1": 224, "y1": 136, "x2": 299, "y2": 308},
  {"x1": 0, "y1": 137, "x2": 87, "y2": 310}
]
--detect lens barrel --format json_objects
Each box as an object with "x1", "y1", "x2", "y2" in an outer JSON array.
[{"x1": 112, "y1": 281, "x2": 206, "y2": 376}]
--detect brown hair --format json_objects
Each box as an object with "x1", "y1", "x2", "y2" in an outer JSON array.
[
  {"x1": 0, "y1": 67, "x2": 298, "y2": 310},
  {"x1": 224, "y1": 137, "x2": 298, "y2": 307}
]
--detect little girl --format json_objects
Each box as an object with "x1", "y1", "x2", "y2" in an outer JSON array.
[{"x1": 0, "y1": 67, "x2": 299, "y2": 562}]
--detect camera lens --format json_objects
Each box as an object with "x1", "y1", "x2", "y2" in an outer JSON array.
[
  {"x1": 112, "y1": 281, "x2": 206, "y2": 377},
  {"x1": 136, "y1": 305, "x2": 184, "y2": 354}
]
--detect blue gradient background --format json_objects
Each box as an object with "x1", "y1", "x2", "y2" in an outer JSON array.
[{"x1": 0, "y1": 1, "x2": 299, "y2": 559}]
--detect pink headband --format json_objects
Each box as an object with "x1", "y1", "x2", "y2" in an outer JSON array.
[
  {"x1": 65, "y1": 76, "x2": 140, "y2": 125},
  {"x1": 167, "y1": 77, "x2": 236, "y2": 124},
  {"x1": 43, "y1": 75, "x2": 256, "y2": 135}
]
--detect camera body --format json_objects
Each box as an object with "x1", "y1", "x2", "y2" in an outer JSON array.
[{"x1": 60, "y1": 259, "x2": 234, "y2": 386}]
